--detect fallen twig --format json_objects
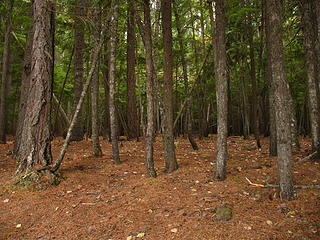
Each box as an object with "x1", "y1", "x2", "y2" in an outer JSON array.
[{"x1": 245, "y1": 177, "x2": 320, "y2": 189}]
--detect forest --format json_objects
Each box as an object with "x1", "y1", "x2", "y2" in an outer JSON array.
[{"x1": 0, "y1": 0, "x2": 320, "y2": 239}]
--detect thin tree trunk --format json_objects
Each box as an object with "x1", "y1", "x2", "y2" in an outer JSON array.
[
  {"x1": 109, "y1": 1, "x2": 120, "y2": 164},
  {"x1": 240, "y1": 64, "x2": 250, "y2": 139},
  {"x1": 266, "y1": 0, "x2": 295, "y2": 200},
  {"x1": 300, "y1": 0, "x2": 320, "y2": 156},
  {"x1": 264, "y1": 0, "x2": 277, "y2": 156},
  {"x1": 0, "y1": 0, "x2": 14, "y2": 144},
  {"x1": 172, "y1": 0, "x2": 198, "y2": 150},
  {"x1": 102, "y1": 45, "x2": 111, "y2": 141},
  {"x1": 214, "y1": 0, "x2": 228, "y2": 181},
  {"x1": 248, "y1": 11, "x2": 261, "y2": 148},
  {"x1": 162, "y1": 0, "x2": 178, "y2": 173},
  {"x1": 17, "y1": 0, "x2": 53, "y2": 174},
  {"x1": 126, "y1": 0, "x2": 139, "y2": 140},
  {"x1": 143, "y1": 0, "x2": 157, "y2": 177},
  {"x1": 91, "y1": 5, "x2": 102, "y2": 157},
  {"x1": 72, "y1": 0, "x2": 86, "y2": 141}
]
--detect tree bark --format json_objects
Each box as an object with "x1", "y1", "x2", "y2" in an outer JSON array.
[
  {"x1": 0, "y1": 0, "x2": 14, "y2": 144},
  {"x1": 266, "y1": 0, "x2": 295, "y2": 200},
  {"x1": 126, "y1": 0, "x2": 139, "y2": 140},
  {"x1": 214, "y1": 0, "x2": 228, "y2": 181},
  {"x1": 162, "y1": 0, "x2": 178, "y2": 173},
  {"x1": 172, "y1": 0, "x2": 198, "y2": 150},
  {"x1": 300, "y1": 0, "x2": 320, "y2": 156},
  {"x1": 143, "y1": 0, "x2": 157, "y2": 177},
  {"x1": 109, "y1": 1, "x2": 120, "y2": 165},
  {"x1": 17, "y1": 0, "x2": 53, "y2": 174},
  {"x1": 72, "y1": 0, "x2": 86, "y2": 141},
  {"x1": 14, "y1": 4, "x2": 33, "y2": 158}
]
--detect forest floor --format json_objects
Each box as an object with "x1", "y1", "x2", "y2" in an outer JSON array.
[{"x1": 0, "y1": 135, "x2": 319, "y2": 240}]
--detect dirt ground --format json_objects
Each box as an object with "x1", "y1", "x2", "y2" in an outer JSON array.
[{"x1": 0, "y1": 135, "x2": 319, "y2": 240}]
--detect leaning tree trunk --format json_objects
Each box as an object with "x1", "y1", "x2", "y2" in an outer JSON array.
[
  {"x1": 126, "y1": 0, "x2": 139, "y2": 140},
  {"x1": 214, "y1": 0, "x2": 228, "y2": 181},
  {"x1": 109, "y1": 1, "x2": 120, "y2": 164},
  {"x1": 266, "y1": 0, "x2": 295, "y2": 200},
  {"x1": 16, "y1": 0, "x2": 53, "y2": 174},
  {"x1": 143, "y1": 0, "x2": 157, "y2": 177},
  {"x1": 72, "y1": 0, "x2": 86, "y2": 141},
  {"x1": 300, "y1": 0, "x2": 320, "y2": 156},
  {"x1": 162, "y1": 0, "x2": 178, "y2": 173},
  {"x1": 0, "y1": 0, "x2": 14, "y2": 144},
  {"x1": 172, "y1": 0, "x2": 198, "y2": 150}
]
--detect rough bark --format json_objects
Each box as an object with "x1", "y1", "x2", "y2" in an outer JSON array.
[
  {"x1": 14, "y1": 6, "x2": 33, "y2": 157},
  {"x1": 126, "y1": 0, "x2": 139, "y2": 140},
  {"x1": 172, "y1": 0, "x2": 198, "y2": 150},
  {"x1": 300, "y1": 0, "x2": 320, "y2": 156},
  {"x1": 17, "y1": 0, "x2": 53, "y2": 174},
  {"x1": 0, "y1": 0, "x2": 14, "y2": 144},
  {"x1": 162, "y1": 0, "x2": 178, "y2": 173},
  {"x1": 72, "y1": 0, "x2": 86, "y2": 141},
  {"x1": 266, "y1": 0, "x2": 295, "y2": 200},
  {"x1": 214, "y1": 0, "x2": 228, "y2": 181},
  {"x1": 143, "y1": 0, "x2": 157, "y2": 177},
  {"x1": 109, "y1": 1, "x2": 120, "y2": 165}
]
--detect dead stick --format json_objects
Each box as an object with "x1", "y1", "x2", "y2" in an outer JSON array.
[
  {"x1": 296, "y1": 151, "x2": 318, "y2": 165},
  {"x1": 246, "y1": 177, "x2": 320, "y2": 189}
]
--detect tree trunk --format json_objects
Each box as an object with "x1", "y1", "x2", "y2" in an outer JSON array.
[
  {"x1": 16, "y1": 0, "x2": 53, "y2": 174},
  {"x1": 265, "y1": 0, "x2": 295, "y2": 200},
  {"x1": 240, "y1": 64, "x2": 250, "y2": 139},
  {"x1": 214, "y1": 0, "x2": 228, "y2": 181},
  {"x1": 102, "y1": 46, "x2": 111, "y2": 141},
  {"x1": 72, "y1": 0, "x2": 86, "y2": 141},
  {"x1": 172, "y1": 0, "x2": 198, "y2": 150},
  {"x1": 248, "y1": 11, "x2": 261, "y2": 148},
  {"x1": 91, "y1": 5, "x2": 102, "y2": 157},
  {"x1": 264, "y1": 0, "x2": 277, "y2": 156},
  {"x1": 0, "y1": 0, "x2": 14, "y2": 144},
  {"x1": 109, "y1": 1, "x2": 120, "y2": 164},
  {"x1": 300, "y1": 0, "x2": 320, "y2": 156},
  {"x1": 126, "y1": 0, "x2": 139, "y2": 140},
  {"x1": 143, "y1": 0, "x2": 157, "y2": 177},
  {"x1": 162, "y1": 0, "x2": 178, "y2": 173}
]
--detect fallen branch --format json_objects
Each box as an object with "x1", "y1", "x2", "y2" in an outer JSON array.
[
  {"x1": 245, "y1": 177, "x2": 320, "y2": 189},
  {"x1": 296, "y1": 151, "x2": 318, "y2": 165}
]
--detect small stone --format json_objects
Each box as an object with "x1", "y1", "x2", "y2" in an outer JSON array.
[
  {"x1": 171, "y1": 228, "x2": 178, "y2": 233},
  {"x1": 216, "y1": 205, "x2": 232, "y2": 221}
]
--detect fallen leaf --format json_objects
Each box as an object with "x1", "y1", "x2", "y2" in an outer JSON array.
[
  {"x1": 171, "y1": 228, "x2": 178, "y2": 233},
  {"x1": 3, "y1": 199, "x2": 9, "y2": 203},
  {"x1": 16, "y1": 224, "x2": 22, "y2": 228},
  {"x1": 266, "y1": 220, "x2": 273, "y2": 226},
  {"x1": 136, "y1": 232, "x2": 145, "y2": 237}
]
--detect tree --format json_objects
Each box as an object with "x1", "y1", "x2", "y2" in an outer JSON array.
[
  {"x1": 265, "y1": 0, "x2": 295, "y2": 200},
  {"x1": 162, "y1": 0, "x2": 178, "y2": 173},
  {"x1": 0, "y1": 0, "x2": 14, "y2": 144},
  {"x1": 126, "y1": 0, "x2": 139, "y2": 140},
  {"x1": 91, "y1": 4, "x2": 102, "y2": 157},
  {"x1": 16, "y1": 0, "x2": 53, "y2": 175},
  {"x1": 72, "y1": 0, "x2": 86, "y2": 141},
  {"x1": 300, "y1": 0, "x2": 320, "y2": 156},
  {"x1": 214, "y1": 0, "x2": 228, "y2": 181},
  {"x1": 143, "y1": 0, "x2": 157, "y2": 177},
  {"x1": 109, "y1": 1, "x2": 120, "y2": 164}
]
